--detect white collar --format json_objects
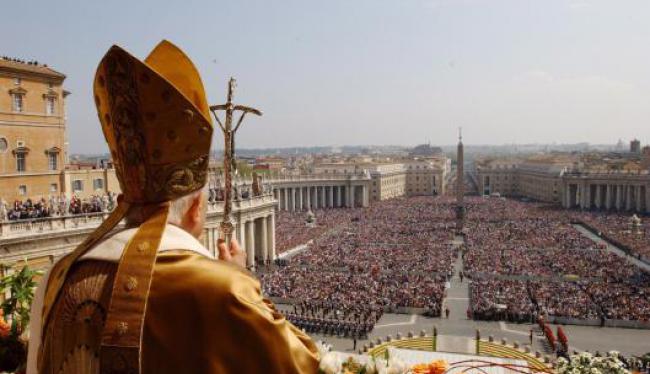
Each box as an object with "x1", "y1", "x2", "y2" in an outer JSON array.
[{"x1": 81, "y1": 224, "x2": 214, "y2": 262}]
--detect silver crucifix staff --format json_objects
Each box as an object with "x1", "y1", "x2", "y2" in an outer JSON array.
[{"x1": 209, "y1": 78, "x2": 262, "y2": 244}]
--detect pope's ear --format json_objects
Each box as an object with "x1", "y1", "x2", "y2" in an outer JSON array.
[{"x1": 188, "y1": 193, "x2": 203, "y2": 223}]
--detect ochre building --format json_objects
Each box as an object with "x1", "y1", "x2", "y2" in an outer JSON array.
[{"x1": 0, "y1": 58, "x2": 118, "y2": 201}]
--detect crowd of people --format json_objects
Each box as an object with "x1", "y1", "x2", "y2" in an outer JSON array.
[
  {"x1": 269, "y1": 195, "x2": 650, "y2": 329},
  {"x1": 464, "y1": 197, "x2": 650, "y2": 323},
  {"x1": 263, "y1": 197, "x2": 459, "y2": 333},
  {"x1": 284, "y1": 301, "x2": 380, "y2": 339},
  {"x1": 0, "y1": 193, "x2": 117, "y2": 221},
  {"x1": 578, "y1": 211, "x2": 650, "y2": 261},
  {"x1": 275, "y1": 209, "x2": 360, "y2": 254}
]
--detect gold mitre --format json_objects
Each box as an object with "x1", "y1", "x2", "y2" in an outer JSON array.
[{"x1": 94, "y1": 40, "x2": 213, "y2": 203}]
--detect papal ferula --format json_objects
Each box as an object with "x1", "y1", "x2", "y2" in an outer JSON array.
[{"x1": 27, "y1": 40, "x2": 319, "y2": 374}]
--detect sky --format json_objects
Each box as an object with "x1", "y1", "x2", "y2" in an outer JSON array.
[{"x1": 4, "y1": 0, "x2": 650, "y2": 152}]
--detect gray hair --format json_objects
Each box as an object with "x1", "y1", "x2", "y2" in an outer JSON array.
[{"x1": 168, "y1": 188, "x2": 206, "y2": 225}]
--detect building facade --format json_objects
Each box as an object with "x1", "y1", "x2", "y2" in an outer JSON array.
[
  {"x1": 476, "y1": 155, "x2": 650, "y2": 213},
  {"x1": 312, "y1": 158, "x2": 449, "y2": 204},
  {"x1": 0, "y1": 58, "x2": 68, "y2": 200}
]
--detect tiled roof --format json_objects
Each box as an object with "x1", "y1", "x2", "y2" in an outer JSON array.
[{"x1": 0, "y1": 58, "x2": 65, "y2": 80}]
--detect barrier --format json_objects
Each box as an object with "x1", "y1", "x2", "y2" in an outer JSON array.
[
  {"x1": 477, "y1": 340, "x2": 550, "y2": 372},
  {"x1": 604, "y1": 319, "x2": 650, "y2": 330},
  {"x1": 367, "y1": 336, "x2": 435, "y2": 358},
  {"x1": 549, "y1": 316, "x2": 601, "y2": 327}
]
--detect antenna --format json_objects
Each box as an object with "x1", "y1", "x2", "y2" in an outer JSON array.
[{"x1": 458, "y1": 126, "x2": 463, "y2": 142}]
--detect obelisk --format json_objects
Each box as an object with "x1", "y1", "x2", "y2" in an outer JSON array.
[{"x1": 455, "y1": 128, "x2": 465, "y2": 232}]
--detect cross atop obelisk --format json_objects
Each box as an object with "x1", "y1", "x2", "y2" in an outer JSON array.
[{"x1": 209, "y1": 78, "x2": 262, "y2": 245}]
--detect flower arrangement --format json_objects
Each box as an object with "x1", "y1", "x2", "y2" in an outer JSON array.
[
  {"x1": 0, "y1": 264, "x2": 41, "y2": 374},
  {"x1": 557, "y1": 351, "x2": 630, "y2": 374},
  {"x1": 317, "y1": 342, "x2": 408, "y2": 374},
  {"x1": 410, "y1": 359, "x2": 448, "y2": 374}
]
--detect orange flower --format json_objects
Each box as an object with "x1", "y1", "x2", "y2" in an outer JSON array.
[
  {"x1": 411, "y1": 360, "x2": 448, "y2": 374},
  {"x1": 0, "y1": 312, "x2": 10, "y2": 339}
]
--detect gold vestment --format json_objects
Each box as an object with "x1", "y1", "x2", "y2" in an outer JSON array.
[{"x1": 38, "y1": 249, "x2": 318, "y2": 373}]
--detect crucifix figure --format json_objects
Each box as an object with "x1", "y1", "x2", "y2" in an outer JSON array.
[{"x1": 209, "y1": 78, "x2": 262, "y2": 244}]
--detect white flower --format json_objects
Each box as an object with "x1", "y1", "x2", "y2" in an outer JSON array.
[
  {"x1": 319, "y1": 352, "x2": 342, "y2": 374},
  {"x1": 386, "y1": 356, "x2": 408, "y2": 374}
]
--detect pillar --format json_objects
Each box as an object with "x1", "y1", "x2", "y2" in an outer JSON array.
[
  {"x1": 348, "y1": 185, "x2": 354, "y2": 208},
  {"x1": 563, "y1": 185, "x2": 570, "y2": 208},
  {"x1": 267, "y1": 214, "x2": 276, "y2": 261},
  {"x1": 615, "y1": 185, "x2": 622, "y2": 210},
  {"x1": 237, "y1": 220, "x2": 246, "y2": 250},
  {"x1": 282, "y1": 188, "x2": 288, "y2": 211},
  {"x1": 626, "y1": 185, "x2": 633, "y2": 211},
  {"x1": 636, "y1": 185, "x2": 642, "y2": 212},
  {"x1": 260, "y1": 216, "x2": 268, "y2": 264},
  {"x1": 321, "y1": 186, "x2": 326, "y2": 209},
  {"x1": 306, "y1": 186, "x2": 312, "y2": 210},
  {"x1": 245, "y1": 220, "x2": 255, "y2": 269},
  {"x1": 298, "y1": 187, "x2": 303, "y2": 211},
  {"x1": 312, "y1": 186, "x2": 318, "y2": 209},
  {"x1": 290, "y1": 188, "x2": 296, "y2": 212},
  {"x1": 605, "y1": 184, "x2": 612, "y2": 210},
  {"x1": 362, "y1": 185, "x2": 369, "y2": 207},
  {"x1": 595, "y1": 184, "x2": 601, "y2": 209},
  {"x1": 336, "y1": 186, "x2": 342, "y2": 207},
  {"x1": 328, "y1": 186, "x2": 334, "y2": 208}
]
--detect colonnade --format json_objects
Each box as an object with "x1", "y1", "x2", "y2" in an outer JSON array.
[
  {"x1": 564, "y1": 182, "x2": 649, "y2": 213},
  {"x1": 203, "y1": 214, "x2": 276, "y2": 270},
  {"x1": 273, "y1": 184, "x2": 369, "y2": 211}
]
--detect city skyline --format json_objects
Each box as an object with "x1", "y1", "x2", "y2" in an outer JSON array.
[{"x1": 3, "y1": 0, "x2": 650, "y2": 153}]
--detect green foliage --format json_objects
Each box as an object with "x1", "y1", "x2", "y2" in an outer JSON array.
[{"x1": 0, "y1": 263, "x2": 42, "y2": 336}]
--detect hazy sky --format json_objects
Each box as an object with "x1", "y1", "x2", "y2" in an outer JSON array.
[{"x1": 4, "y1": 0, "x2": 649, "y2": 152}]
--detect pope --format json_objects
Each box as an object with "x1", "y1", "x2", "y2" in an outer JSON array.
[{"x1": 27, "y1": 41, "x2": 319, "y2": 374}]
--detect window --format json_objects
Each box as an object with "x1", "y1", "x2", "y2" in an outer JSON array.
[
  {"x1": 14, "y1": 78, "x2": 21, "y2": 85},
  {"x1": 48, "y1": 152, "x2": 57, "y2": 170},
  {"x1": 46, "y1": 97, "x2": 56, "y2": 115},
  {"x1": 93, "y1": 178, "x2": 104, "y2": 190},
  {"x1": 0, "y1": 138, "x2": 7, "y2": 153},
  {"x1": 50, "y1": 183, "x2": 58, "y2": 193},
  {"x1": 16, "y1": 153, "x2": 26, "y2": 172},
  {"x1": 12, "y1": 94, "x2": 24, "y2": 112},
  {"x1": 72, "y1": 180, "x2": 83, "y2": 192},
  {"x1": 18, "y1": 185, "x2": 27, "y2": 196}
]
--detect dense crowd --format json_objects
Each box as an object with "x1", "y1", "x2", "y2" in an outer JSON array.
[
  {"x1": 1, "y1": 193, "x2": 116, "y2": 221},
  {"x1": 465, "y1": 197, "x2": 650, "y2": 323},
  {"x1": 275, "y1": 209, "x2": 360, "y2": 254},
  {"x1": 263, "y1": 197, "x2": 458, "y2": 333},
  {"x1": 578, "y1": 211, "x2": 650, "y2": 261}
]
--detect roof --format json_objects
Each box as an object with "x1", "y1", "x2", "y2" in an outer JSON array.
[{"x1": 0, "y1": 58, "x2": 65, "y2": 80}]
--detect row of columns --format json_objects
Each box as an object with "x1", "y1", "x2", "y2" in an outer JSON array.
[
  {"x1": 564, "y1": 182, "x2": 649, "y2": 213},
  {"x1": 203, "y1": 214, "x2": 276, "y2": 270},
  {"x1": 273, "y1": 185, "x2": 368, "y2": 211}
]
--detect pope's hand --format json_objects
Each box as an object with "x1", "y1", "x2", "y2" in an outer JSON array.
[{"x1": 217, "y1": 238, "x2": 247, "y2": 269}]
